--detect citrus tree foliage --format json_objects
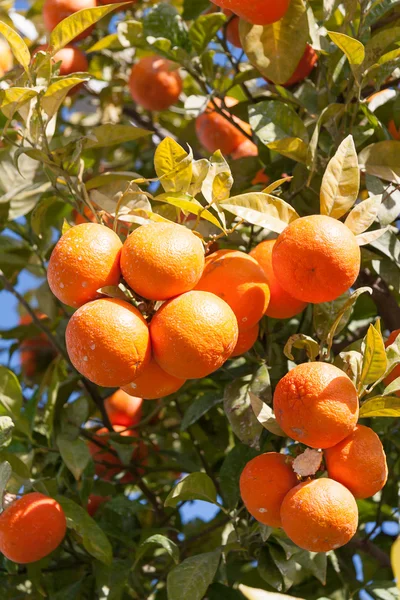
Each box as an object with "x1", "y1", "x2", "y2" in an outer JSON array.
[{"x1": 0, "y1": 0, "x2": 400, "y2": 599}]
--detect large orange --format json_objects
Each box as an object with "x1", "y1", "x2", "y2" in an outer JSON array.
[
  {"x1": 47, "y1": 223, "x2": 122, "y2": 308},
  {"x1": 210, "y1": 0, "x2": 290, "y2": 25},
  {"x1": 231, "y1": 323, "x2": 259, "y2": 357},
  {"x1": 195, "y1": 249, "x2": 270, "y2": 330},
  {"x1": 104, "y1": 390, "x2": 143, "y2": 427},
  {"x1": 129, "y1": 56, "x2": 182, "y2": 111},
  {"x1": 280, "y1": 478, "x2": 358, "y2": 552},
  {"x1": 150, "y1": 290, "x2": 238, "y2": 379},
  {"x1": 0, "y1": 493, "x2": 66, "y2": 564},
  {"x1": 273, "y1": 362, "x2": 359, "y2": 449},
  {"x1": 19, "y1": 313, "x2": 56, "y2": 378},
  {"x1": 0, "y1": 38, "x2": 13, "y2": 77},
  {"x1": 43, "y1": 0, "x2": 97, "y2": 40},
  {"x1": 195, "y1": 97, "x2": 251, "y2": 155},
  {"x1": 120, "y1": 222, "x2": 205, "y2": 301},
  {"x1": 250, "y1": 240, "x2": 307, "y2": 319},
  {"x1": 384, "y1": 329, "x2": 400, "y2": 395},
  {"x1": 272, "y1": 215, "x2": 361, "y2": 303},
  {"x1": 324, "y1": 425, "x2": 388, "y2": 499},
  {"x1": 122, "y1": 357, "x2": 186, "y2": 400},
  {"x1": 240, "y1": 453, "x2": 298, "y2": 527},
  {"x1": 66, "y1": 298, "x2": 151, "y2": 387}
]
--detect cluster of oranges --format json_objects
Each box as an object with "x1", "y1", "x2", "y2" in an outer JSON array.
[{"x1": 240, "y1": 362, "x2": 388, "y2": 553}]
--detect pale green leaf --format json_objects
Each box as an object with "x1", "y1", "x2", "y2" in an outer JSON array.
[
  {"x1": 0, "y1": 461, "x2": 12, "y2": 509},
  {"x1": 359, "y1": 141, "x2": 400, "y2": 183},
  {"x1": 136, "y1": 534, "x2": 179, "y2": 565},
  {"x1": 249, "y1": 392, "x2": 285, "y2": 437},
  {"x1": 249, "y1": 100, "x2": 308, "y2": 146},
  {"x1": 262, "y1": 176, "x2": 292, "y2": 194},
  {"x1": 42, "y1": 76, "x2": 89, "y2": 118},
  {"x1": 327, "y1": 31, "x2": 365, "y2": 82},
  {"x1": 57, "y1": 435, "x2": 91, "y2": 481},
  {"x1": 164, "y1": 473, "x2": 217, "y2": 508},
  {"x1": 0, "y1": 88, "x2": 38, "y2": 120},
  {"x1": 87, "y1": 33, "x2": 120, "y2": 53},
  {"x1": 167, "y1": 550, "x2": 221, "y2": 600},
  {"x1": 345, "y1": 195, "x2": 382, "y2": 235},
  {"x1": 360, "y1": 323, "x2": 387, "y2": 386},
  {"x1": 268, "y1": 138, "x2": 308, "y2": 163},
  {"x1": 320, "y1": 135, "x2": 359, "y2": 219},
  {"x1": 0, "y1": 417, "x2": 14, "y2": 449},
  {"x1": 359, "y1": 396, "x2": 400, "y2": 418},
  {"x1": 154, "y1": 192, "x2": 224, "y2": 230},
  {"x1": 84, "y1": 124, "x2": 151, "y2": 149},
  {"x1": 356, "y1": 227, "x2": 389, "y2": 246},
  {"x1": 383, "y1": 376, "x2": 400, "y2": 396},
  {"x1": 0, "y1": 366, "x2": 22, "y2": 418},
  {"x1": 0, "y1": 21, "x2": 30, "y2": 72},
  {"x1": 221, "y1": 192, "x2": 299, "y2": 233}
]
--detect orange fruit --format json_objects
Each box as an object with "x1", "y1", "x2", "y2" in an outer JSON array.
[
  {"x1": 100, "y1": 0, "x2": 134, "y2": 3},
  {"x1": 324, "y1": 425, "x2": 388, "y2": 499},
  {"x1": 104, "y1": 390, "x2": 143, "y2": 427},
  {"x1": 231, "y1": 323, "x2": 259, "y2": 357},
  {"x1": 122, "y1": 357, "x2": 186, "y2": 400},
  {"x1": 250, "y1": 239, "x2": 307, "y2": 319},
  {"x1": 47, "y1": 223, "x2": 122, "y2": 308},
  {"x1": 150, "y1": 290, "x2": 238, "y2": 379},
  {"x1": 210, "y1": 0, "x2": 290, "y2": 25},
  {"x1": 0, "y1": 493, "x2": 66, "y2": 564},
  {"x1": 72, "y1": 206, "x2": 96, "y2": 225},
  {"x1": 195, "y1": 249, "x2": 270, "y2": 330},
  {"x1": 273, "y1": 362, "x2": 359, "y2": 449},
  {"x1": 195, "y1": 97, "x2": 251, "y2": 155},
  {"x1": 19, "y1": 313, "x2": 56, "y2": 378},
  {"x1": 240, "y1": 453, "x2": 298, "y2": 527},
  {"x1": 280, "y1": 478, "x2": 358, "y2": 552},
  {"x1": 388, "y1": 119, "x2": 400, "y2": 140},
  {"x1": 66, "y1": 298, "x2": 151, "y2": 387},
  {"x1": 223, "y1": 10, "x2": 241, "y2": 48},
  {"x1": 0, "y1": 38, "x2": 13, "y2": 77},
  {"x1": 284, "y1": 45, "x2": 318, "y2": 86},
  {"x1": 120, "y1": 222, "x2": 205, "y2": 301},
  {"x1": 87, "y1": 494, "x2": 110, "y2": 517},
  {"x1": 230, "y1": 139, "x2": 270, "y2": 186},
  {"x1": 43, "y1": 0, "x2": 97, "y2": 40},
  {"x1": 128, "y1": 56, "x2": 182, "y2": 111},
  {"x1": 384, "y1": 329, "x2": 400, "y2": 395},
  {"x1": 272, "y1": 215, "x2": 361, "y2": 303}
]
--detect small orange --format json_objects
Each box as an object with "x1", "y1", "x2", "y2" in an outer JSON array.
[
  {"x1": 231, "y1": 323, "x2": 259, "y2": 357},
  {"x1": 223, "y1": 11, "x2": 241, "y2": 48},
  {"x1": 211, "y1": 0, "x2": 290, "y2": 25},
  {"x1": 384, "y1": 329, "x2": 400, "y2": 396},
  {"x1": 195, "y1": 97, "x2": 251, "y2": 155},
  {"x1": 122, "y1": 357, "x2": 186, "y2": 400},
  {"x1": 150, "y1": 290, "x2": 238, "y2": 379},
  {"x1": 324, "y1": 425, "x2": 388, "y2": 499},
  {"x1": 195, "y1": 249, "x2": 270, "y2": 330},
  {"x1": 72, "y1": 206, "x2": 96, "y2": 225},
  {"x1": 272, "y1": 215, "x2": 361, "y2": 303},
  {"x1": 0, "y1": 493, "x2": 66, "y2": 564},
  {"x1": 129, "y1": 56, "x2": 182, "y2": 111},
  {"x1": 240, "y1": 453, "x2": 298, "y2": 527},
  {"x1": 280, "y1": 478, "x2": 358, "y2": 552},
  {"x1": 273, "y1": 362, "x2": 359, "y2": 449},
  {"x1": 230, "y1": 139, "x2": 270, "y2": 185},
  {"x1": 120, "y1": 222, "x2": 205, "y2": 301},
  {"x1": 66, "y1": 298, "x2": 151, "y2": 387},
  {"x1": 47, "y1": 223, "x2": 122, "y2": 308},
  {"x1": 0, "y1": 38, "x2": 13, "y2": 77},
  {"x1": 87, "y1": 494, "x2": 110, "y2": 517},
  {"x1": 250, "y1": 239, "x2": 307, "y2": 319},
  {"x1": 104, "y1": 390, "x2": 143, "y2": 427},
  {"x1": 43, "y1": 0, "x2": 97, "y2": 40},
  {"x1": 284, "y1": 45, "x2": 318, "y2": 86},
  {"x1": 19, "y1": 313, "x2": 57, "y2": 378}
]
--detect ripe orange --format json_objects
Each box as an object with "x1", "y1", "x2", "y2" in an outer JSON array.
[
  {"x1": 272, "y1": 215, "x2": 361, "y2": 303},
  {"x1": 384, "y1": 329, "x2": 400, "y2": 395},
  {"x1": 240, "y1": 453, "x2": 298, "y2": 527},
  {"x1": 280, "y1": 478, "x2": 358, "y2": 552},
  {"x1": 19, "y1": 313, "x2": 56, "y2": 378},
  {"x1": 284, "y1": 45, "x2": 318, "y2": 86},
  {"x1": 120, "y1": 223, "x2": 205, "y2": 301},
  {"x1": 210, "y1": 0, "x2": 290, "y2": 25},
  {"x1": 47, "y1": 223, "x2": 122, "y2": 308},
  {"x1": 100, "y1": 0, "x2": 134, "y2": 3},
  {"x1": 389, "y1": 120, "x2": 400, "y2": 140},
  {"x1": 150, "y1": 290, "x2": 238, "y2": 379},
  {"x1": 0, "y1": 38, "x2": 13, "y2": 77},
  {"x1": 231, "y1": 323, "x2": 259, "y2": 357},
  {"x1": 223, "y1": 11, "x2": 241, "y2": 48},
  {"x1": 104, "y1": 390, "x2": 143, "y2": 427},
  {"x1": 87, "y1": 494, "x2": 110, "y2": 516},
  {"x1": 122, "y1": 357, "x2": 186, "y2": 400},
  {"x1": 324, "y1": 425, "x2": 388, "y2": 499},
  {"x1": 33, "y1": 45, "x2": 88, "y2": 95},
  {"x1": 195, "y1": 97, "x2": 251, "y2": 155},
  {"x1": 195, "y1": 249, "x2": 270, "y2": 330},
  {"x1": 129, "y1": 56, "x2": 182, "y2": 111},
  {"x1": 273, "y1": 362, "x2": 359, "y2": 449},
  {"x1": 230, "y1": 139, "x2": 270, "y2": 185},
  {"x1": 250, "y1": 240, "x2": 307, "y2": 319},
  {"x1": 0, "y1": 493, "x2": 66, "y2": 563},
  {"x1": 66, "y1": 298, "x2": 151, "y2": 387},
  {"x1": 43, "y1": 0, "x2": 97, "y2": 40},
  {"x1": 72, "y1": 206, "x2": 96, "y2": 225}
]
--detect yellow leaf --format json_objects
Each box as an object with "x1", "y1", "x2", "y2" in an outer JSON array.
[
  {"x1": 359, "y1": 140, "x2": 400, "y2": 183},
  {"x1": 345, "y1": 195, "x2": 382, "y2": 234},
  {"x1": 355, "y1": 227, "x2": 389, "y2": 246},
  {"x1": 0, "y1": 88, "x2": 37, "y2": 120},
  {"x1": 239, "y1": 584, "x2": 305, "y2": 600},
  {"x1": 154, "y1": 138, "x2": 193, "y2": 194},
  {"x1": 154, "y1": 193, "x2": 224, "y2": 231},
  {"x1": 327, "y1": 31, "x2": 365, "y2": 82},
  {"x1": 320, "y1": 135, "x2": 359, "y2": 219},
  {"x1": 360, "y1": 323, "x2": 387, "y2": 386},
  {"x1": 249, "y1": 393, "x2": 285, "y2": 437},
  {"x1": 391, "y1": 537, "x2": 400, "y2": 590},
  {"x1": 221, "y1": 192, "x2": 299, "y2": 233},
  {"x1": 42, "y1": 76, "x2": 89, "y2": 118},
  {"x1": 267, "y1": 137, "x2": 308, "y2": 164},
  {"x1": 359, "y1": 396, "x2": 400, "y2": 418},
  {"x1": 262, "y1": 176, "x2": 292, "y2": 195},
  {"x1": 0, "y1": 21, "x2": 30, "y2": 73}
]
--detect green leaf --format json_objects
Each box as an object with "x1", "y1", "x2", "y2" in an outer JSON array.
[
  {"x1": 49, "y1": 4, "x2": 127, "y2": 53},
  {"x1": 143, "y1": 3, "x2": 191, "y2": 54},
  {"x1": 249, "y1": 392, "x2": 285, "y2": 437},
  {"x1": 56, "y1": 496, "x2": 113, "y2": 565},
  {"x1": 154, "y1": 137, "x2": 193, "y2": 194},
  {"x1": 360, "y1": 322, "x2": 388, "y2": 386},
  {"x1": 181, "y1": 393, "x2": 222, "y2": 431},
  {"x1": 41, "y1": 76, "x2": 89, "y2": 118},
  {"x1": 136, "y1": 534, "x2": 179, "y2": 565},
  {"x1": 87, "y1": 33, "x2": 120, "y2": 53},
  {"x1": 258, "y1": 547, "x2": 284, "y2": 591},
  {"x1": 0, "y1": 461, "x2": 12, "y2": 509},
  {"x1": 327, "y1": 31, "x2": 365, "y2": 82},
  {"x1": 320, "y1": 135, "x2": 359, "y2": 219},
  {"x1": 223, "y1": 375, "x2": 264, "y2": 449},
  {"x1": 0, "y1": 366, "x2": 22, "y2": 418},
  {"x1": 359, "y1": 396, "x2": 400, "y2": 418},
  {"x1": 219, "y1": 443, "x2": 259, "y2": 509},
  {"x1": 250, "y1": 100, "x2": 308, "y2": 144},
  {"x1": 84, "y1": 124, "x2": 151, "y2": 150},
  {"x1": 164, "y1": 472, "x2": 218, "y2": 508},
  {"x1": 307, "y1": 103, "x2": 344, "y2": 170},
  {"x1": 57, "y1": 435, "x2": 91, "y2": 481},
  {"x1": 167, "y1": 550, "x2": 221, "y2": 600},
  {"x1": 221, "y1": 192, "x2": 299, "y2": 233},
  {"x1": 344, "y1": 195, "x2": 382, "y2": 235},
  {"x1": 189, "y1": 13, "x2": 226, "y2": 54},
  {"x1": 283, "y1": 334, "x2": 320, "y2": 361},
  {"x1": 363, "y1": 26, "x2": 400, "y2": 73},
  {"x1": 0, "y1": 417, "x2": 14, "y2": 449},
  {"x1": 0, "y1": 88, "x2": 38, "y2": 120},
  {"x1": 0, "y1": 21, "x2": 30, "y2": 73},
  {"x1": 359, "y1": 141, "x2": 400, "y2": 183}
]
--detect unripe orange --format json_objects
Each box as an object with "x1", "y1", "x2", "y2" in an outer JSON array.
[{"x1": 129, "y1": 56, "x2": 182, "y2": 111}]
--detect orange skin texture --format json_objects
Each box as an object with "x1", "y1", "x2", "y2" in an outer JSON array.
[
  {"x1": 129, "y1": 56, "x2": 182, "y2": 111},
  {"x1": 273, "y1": 362, "x2": 359, "y2": 449},
  {"x1": 250, "y1": 240, "x2": 307, "y2": 319},
  {"x1": 0, "y1": 39, "x2": 13, "y2": 77},
  {"x1": 324, "y1": 425, "x2": 388, "y2": 499},
  {"x1": 150, "y1": 290, "x2": 238, "y2": 379},
  {"x1": 195, "y1": 249, "x2": 270, "y2": 331},
  {"x1": 211, "y1": 0, "x2": 290, "y2": 25},
  {"x1": 196, "y1": 97, "x2": 251, "y2": 155},
  {"x1": 240, "y1": 453, "x2": 298, "y2": 527},
  {"x1": 280, "y1": 478, "x2": 358, "y2": 552},
  {"x1": 104, "y1": 390, "x2": 143, "y2": 427},
  {"x1": 231, "y1": 323, "x2": 259, "y2": 357},
  {"x1": 230, "y1": 139, "x2": 270, "y2": 186},
  {"x1": 384, "y1": 329, "x2": 400, "y2": 395},
  {"x1": 66, "y1": 298, "x2": 151, "y2": 387},
  {"x1": 282, "y1": 45, "x2": 318, "y2": 86},
  {"x1": 87, "y1": 495, "x2": 110, "y2": 517},
  {"x1": 19, "y1": 314, "x2": 56, "y2": 378},
  {"x1": 47, "y1": 223, "x2": 122, "y2": 308},
  {"x1": 122, "y1": 358, "x2": 186, "y2": 400},
  {"x1": 272, "y1": 215, "x2": 361, "y2": 304},
  {"x1": 88, "y1": 425, "x2": 147, "y2": 483},
  {"x1": 43, "y1": 0, "x2": 97, "y2": 40},
  {"x1": 0, "y1": 493, "x2": 66, "y2": 564},
  {"x1": 121, "y1": 223, "x2": 205, "y2": 301}
]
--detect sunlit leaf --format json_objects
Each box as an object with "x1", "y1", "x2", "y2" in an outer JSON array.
[
  {"x1": 320, "y1": 135, "x2": 359, "y2": 219},
  {"x1": 164, "y1": 473, "x2": 218, "y2": 508},
  {"x1": 327, "y1": 31, "x2": 365, "y2": 82},
  {"x1": 283, "y1": 334, "x2": 320, "y2": 361},
  {"x1": 345, "y1": 195, "x2": 382, "y2": 235},
  {"x1": 359, "y1": 396, "x2": 400, "y2": 417},
  {"x1": 0, "y1": 21, "x2": 30, "y2": 72},
  {"x1": 221, "y1": 192, "x2": 299, "y2": 233},
  {"x1": 360, "y1": 322, "x2": 387, "y2": 386},
  {"x1": 41, "y1": 76, "x2": 89, "y2": 118},
  {"x1": 0, "y1": 88, "x2": 37, "y2": 120},
  {"x1": 249, "y1": 392, "x2": 285, "y2": 437},
  {"x1": 359, "y1": 141, "x2": 400, "y2": 183},
  {"x1": 155, "y1": 192, "x2": 224, "y2": 230},
  {"x1": 154, "y1": 137, "x2": 193, "y2": 194},
  {"x1": 84, "y1": 124, "x2": 151, "y2": 149}
]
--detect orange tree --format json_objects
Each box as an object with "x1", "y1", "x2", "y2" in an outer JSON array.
[{"x1": 0, "y1": 1, "x2": 400, "y2": 598}]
